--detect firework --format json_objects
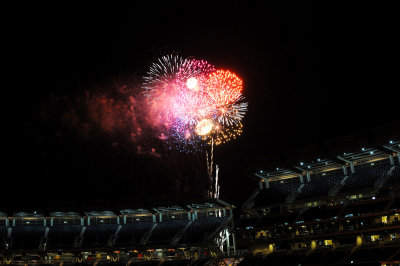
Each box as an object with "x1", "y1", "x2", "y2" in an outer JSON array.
[
  {"x1": 176, "y1": 59, "x2": 216, "y2": 88},
  {"x1": 203, "y1": 121, "x2": 244, "y2": 146},
  {"x1": 142, "y1": 55, "x2": 247, "y2": 151},
  {"x1": 205, "y1": 70, "x2": 247, "y2": 126},
  {"x1": 143, "y1": 55, "x2": 190, "y2": 94}
]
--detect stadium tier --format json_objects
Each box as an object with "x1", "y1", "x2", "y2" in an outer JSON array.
[
  {"x1": 0, "y1": 200, "x2": 236, "y2": 265},
  {"x1": 236, "y1": 135, "x2": 400, "y2": 265}
]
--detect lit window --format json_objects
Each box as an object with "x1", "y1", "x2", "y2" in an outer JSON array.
[
  {"x1": 324, "y1": 240, "x2": 333, "y2": 246},
  {"x1": 381, "y1": 216, "x2": 388, "y2": 224},
  {"x1": 371, "y1": 235, "x2": 380, "y2": 242}
]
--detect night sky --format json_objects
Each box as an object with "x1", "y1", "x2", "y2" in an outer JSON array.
[{"x1": 4, "y1": 2, "x2": 398, "y2": 210}]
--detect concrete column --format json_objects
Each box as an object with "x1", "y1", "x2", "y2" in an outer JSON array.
[
  {"x1": 306, "y1": 171, "x2": 311, "y2": 182},
  {"x1": 231, "y1": 232, "x2": 237, "y2": 255},
  {"x1": 350, "y1": 162, "x2": 355, "y2": 173},
  {"x1": 225, "y1": 229, "x2": 231, "y2": 256},
  {"x1": 389, "y1": 154, "x2": 394, "y2": 166}
]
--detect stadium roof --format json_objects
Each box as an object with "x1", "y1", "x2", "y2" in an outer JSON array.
[
  {"x1": 246, "y1": 122, "x2": 400, "y2": 183},
  {"x1": 85, "y1": 210, "x2": 117, "y2": 217},
  {"x1": 0, "y1": 199, "x2": 233, "y2": 219},
  {"x1": 337, "y1": 147, "x2": 387, "y2": 164},
  {"x1": 50, "y1": 211, "x2": 80, "y2": 217}
]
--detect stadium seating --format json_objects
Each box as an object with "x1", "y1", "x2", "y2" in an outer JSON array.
[
  {"x1": 182, "y1": 217, "x2": 228, "y2": 244},
  {"x1": 297, "y1": 173, "x2": 344, "y2": 200},
  {"x1": 252, "y1": 161, "x2": 400, "y2": 209},
  {"x1": 11, "y1": 226, "x2": 46, "y2": 250},
  {"x1": 339, "y1": 165, "x2": 393, "y2": 194},
  {"x1": 82, "y1": 224, "x2": 119, "y2": 247},
  {"x1": 47, "y1": 225, "x2": 82, "y2": 249},
  {"x1": 386, "y1": 166, "x2": 400, "y2": 185},
  {"x1": 148, "y1": 219, "x2": 189, "y2": 244},
  {"x1": 115, "y1": 222, "x2": 154, "y2": 245},
  {"x1": 254, "y1": 182, "x2": 299, "y2": 206}
]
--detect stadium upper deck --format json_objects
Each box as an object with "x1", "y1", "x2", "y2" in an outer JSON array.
[{"x1": 243, "y1": 121, "x2": 400, "y2": 209}]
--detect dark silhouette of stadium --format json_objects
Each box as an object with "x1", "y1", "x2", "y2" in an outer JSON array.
[{"x1": 1, "y1": 122, "x2": 399, "y2": 265}]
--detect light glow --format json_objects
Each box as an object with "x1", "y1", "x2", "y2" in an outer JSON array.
[
  {"x1": 195, "y1": 119, "x2": 213, "y2": 136},
  {"x1": 186, "y1": 77, "x2": 198, "y2": 90}
]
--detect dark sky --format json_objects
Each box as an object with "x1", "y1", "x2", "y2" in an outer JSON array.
[{"x1": 4, "y1": 2, "x2": 398, "y2": 209}]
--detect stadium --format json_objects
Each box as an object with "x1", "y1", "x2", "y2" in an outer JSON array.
[
  {"x1": 1, "y1": 123, "x2": 399, "y2": 265},
  {"x1": 0, "y1": 199, "x2": 235, "y2": 265},
  {"x1": 236, "y1": 124, "x2": 400, "y2": 265},
  {"x1": 4, "y1": 2, "x2": 399, "y2": 266}
]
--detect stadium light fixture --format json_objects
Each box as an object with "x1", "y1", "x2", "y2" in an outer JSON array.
[
  {"x1": 389, "y1": 140, "x2": 393, "y2": 144},
  {"x1": 307, "y1": 166, "x2": 311, "y2": 169},
  {"x1": 259, "y1": 170, "x2": 263, "y2": 174},
  {"x1": 317, "y1": 158, "x2": 321, "y2": 162},
  {"x1": 276, "y1": 167, "x2": 279, "y2": 170},
  {"x1": 370, "y1": 151, "x2": 374, "y2": 155},
  {"x1": 362, "y1": 148, "x2": 365, "y2": 151},
  {"x1": 300, "y1": 162, "x2": 304, "y2": 166}
]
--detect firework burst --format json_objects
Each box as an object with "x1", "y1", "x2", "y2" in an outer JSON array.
[
  {"x1": 203, "y1": 121, "x2": 244, "y2": 146},
  {"x1": 142, "y1": 55, "x2": 247, "y2": 151},
  {"x1": 205, "y1": 70, "x2": 247, "y2": 126}
]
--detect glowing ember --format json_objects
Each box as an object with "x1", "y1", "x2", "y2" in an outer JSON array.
[
  {"x1": 195, "y1": 119, "x2": 213, "y2": 136},
  {"x1": 186, "y1": 77, "x2": 198, "y2": 90}
]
